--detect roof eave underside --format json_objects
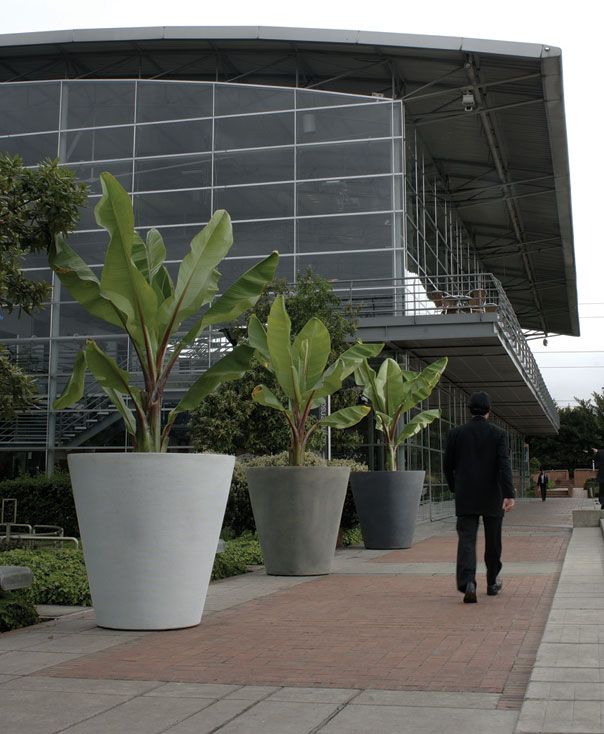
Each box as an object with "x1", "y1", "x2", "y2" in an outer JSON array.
[{"x1": 0, "y1": 27, "x2": 579, "y2": 336}]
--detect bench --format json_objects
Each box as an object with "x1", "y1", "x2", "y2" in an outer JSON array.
[{"x1": 0, "y1": 565, "x2": 33, "y2": 592}]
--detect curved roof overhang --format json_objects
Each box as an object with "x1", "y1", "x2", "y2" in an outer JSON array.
[{"x1": 0, "y1": 26, "x2": 579, "y2": 336}]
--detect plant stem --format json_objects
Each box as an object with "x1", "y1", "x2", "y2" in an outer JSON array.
[{"x1": 386, "y1": 443, "x2": 397, "y2": 472}]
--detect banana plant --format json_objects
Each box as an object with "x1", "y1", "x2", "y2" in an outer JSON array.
[
  {"x1": 354, "y1": 356, "x2": 448, "y2": 471},
  {"x1": 49, "y1": 172, "x2": 279, "y2": 452},
  {"x1": 247, "y1": 295, "x2": 383, "y2": 466}
]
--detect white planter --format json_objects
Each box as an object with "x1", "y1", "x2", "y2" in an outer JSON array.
[{"x1": 68, "y1": 452, "x2": 233, "y2": 630}]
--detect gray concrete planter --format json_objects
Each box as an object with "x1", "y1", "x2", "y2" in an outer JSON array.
[
  {"x1": 246, "y1": 466, "x2": 350, "y2": 575},
  {"x1": 351, "y1": 470, "x2": 425, "y2": 549}
]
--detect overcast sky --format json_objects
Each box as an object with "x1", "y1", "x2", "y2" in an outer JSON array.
[{"x1": 3, "y1": 0, "x2": 602, "y2": 408}]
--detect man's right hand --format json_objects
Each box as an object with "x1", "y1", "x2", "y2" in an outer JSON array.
[{"x1": 503, "y1": 498, "x2": 515, "y2": 512}]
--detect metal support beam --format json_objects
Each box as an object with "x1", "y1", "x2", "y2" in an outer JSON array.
[{"x1": 465, "y1": 56, "x2": 547, "y2": 334}]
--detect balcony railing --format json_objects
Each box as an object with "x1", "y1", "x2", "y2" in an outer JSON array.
[{"x1": 329, "y1": 273, "x2": 559, "y2": 430}]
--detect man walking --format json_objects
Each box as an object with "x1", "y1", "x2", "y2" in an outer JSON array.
[
  {"x1": 444, "y1": 392, "x2": 516, "y2": 603},
  {"x1": 536, "y1": 469, "x2": 549, "y2": 502},
  {"x1": 591, "y1": 448, "x2": 604, "y2": 506}
]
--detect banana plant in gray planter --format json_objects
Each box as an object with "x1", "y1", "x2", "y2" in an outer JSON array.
[
  {"x1": 352, "y1": 356, "x2": 448, "y2": 549},
  {"x1": 245, "y1": 295, "x2": 383, "y2": 575},
  {"x1": 49, "y1": 172, "x2": 278, "y2": 630}
]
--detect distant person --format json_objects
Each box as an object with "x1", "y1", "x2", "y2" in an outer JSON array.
[
  {"x1": 444, "y1": 391, "x2": 516, "y2": 604},
  {"x1": 591, "y1": 448, "x2": 604, "y2": 506},
  {"x1": 537, "y1": 469, "x2": 549, "y2": 502}
]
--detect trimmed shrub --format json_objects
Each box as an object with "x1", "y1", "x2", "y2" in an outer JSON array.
[
  {"x1": 0, "y1": 472, "x2": 78, "y2": 537},
  {"x1": 0, "y1": 589, "x2": 39, "y2": 632},
  {"x1": 0, "y1": 549, "x2": 91, "y2": 606},
  {"x1": 222, "y1": 452, "x2": 368, "y2": 535},
  {"x1": 212, "y1": 533, "x2": 263, "y2": 581},
  {"x1": 341, "y1": 526, "x2": 363, "y2": 547}
]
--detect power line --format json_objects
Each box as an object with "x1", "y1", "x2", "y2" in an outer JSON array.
[{"x1": 533, "y1": 351, "x2": 604, "y2": 354}]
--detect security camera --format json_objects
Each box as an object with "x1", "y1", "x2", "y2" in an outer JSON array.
[{"x1": 462, "y1": 90, "x2": 475, "y2": 112}]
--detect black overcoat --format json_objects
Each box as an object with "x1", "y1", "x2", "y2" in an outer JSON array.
[{"x1": 444, "y1": 415, "x2": 516, "y2": 517}]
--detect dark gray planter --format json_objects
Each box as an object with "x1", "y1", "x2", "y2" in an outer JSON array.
[
  {"x1": 351, "y1": 471, "x2": 425, "y2": 549},
  {"x1": 246, "y1": 466, "x2": 350, "y2": 575}
]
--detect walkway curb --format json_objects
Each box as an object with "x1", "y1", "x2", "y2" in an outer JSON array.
[{"x1": 515, "y1": 526, "x2": 604, "y2": 733}]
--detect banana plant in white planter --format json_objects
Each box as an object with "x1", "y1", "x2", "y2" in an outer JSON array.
[
  {"x1": 49, "y1": 173, "x2": 278, "y2": 629},
  {"x1": 352, "y1": 356, "x2": 448, "y2": 549},
  {"x1": 244, "y1": 295, "x2": 383, "y2": 575}
]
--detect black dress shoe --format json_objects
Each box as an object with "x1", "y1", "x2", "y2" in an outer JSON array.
[
  {"x1": 487, "y1": 579, "x2": 502, "y2": 596},
  {"x1": 463, "y1": 581, "x2": 477, "y2": 603}
]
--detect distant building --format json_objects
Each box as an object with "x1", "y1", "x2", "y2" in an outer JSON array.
[{"x1": 0, "y1": 28, "x2": 578, "y2": 518}]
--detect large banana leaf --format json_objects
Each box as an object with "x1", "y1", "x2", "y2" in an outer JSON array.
[
  {"x1": 157, "y1": 210, "x2": 232, "y2": 337},
  {"x1": 96, "y1": 174, "x2": 159, "y2": 353},
  {"x1": 83, "y1": 341, "x2": 143, "y2": 415},
  {"x1": 252, "y1": 384, "x2": 287, "y2": 412},
  {"x1": 266, "y1": 295, "x2": 297, "y2": 400},
  {"x1": 53, "y1": 349, "x2": 87, "y2": 409},
  {"x1": 394, "y1": 408, "x2": 441, "y2": 447},
  {"x1": 172, "y1": 344, "x2": 256, "y2": 414},
  {"x1": 313, "y1": 342, "x2": 383, "y2": 401},
  {"x1": 175, "y1": 252, "x2": 279, "y2": 352},
  {"x1": 49, "y1": 236, "x2": 124, "y2": 329},
  {"x1": 318, "y1": 405, "x2": 370, "y2": 430},
  {"x1": 132, "y1": 229, "x2": 166, "y2": 285},
  {"x1": 292, "y1": 317, "x2": 331, "y2": 394},
  {"x1": 247, "y1": 314, "x2": 270, "y2": 364}
]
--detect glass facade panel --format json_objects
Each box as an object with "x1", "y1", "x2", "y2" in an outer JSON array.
[
  {"x1": 215, "y1": 83, "x2": 294, "y2": 115},
  {"x1": 62, "y1": 127, "x2": 133, "y2": 163},
  {"x1": 295, "y1": 89, "x2": 380, "y2": 109},
  {"x1": 297, "y1": 104, "x2": 392, "y2": 144},
  {"x1": 215, "y1": 112, "x2": 294, "y2": 150},
  {"x1": 65, "y1": 160, "x2": 132, "y2": 195},
  {"x1": 300, "y1": 212, "x2": 392, "y2": 254},
  {"x1": 297, "y1": 176, "x2": 393, "y2": 216},
  {"x1": 214, "y1": 148, "x2": 294, "y2": 186},
  {"x1": 0, "y1": 133, "x2": 58, "y2": 164},
  {"x1": 0, "y1": 82, "x2": 60, "y2": 135},
  {"x1": 0, "y1": 308, "x2": 50, "y2": 339},
  {"x1": 64, "y1": 81, "x2": 135, "y2": 129},
  {"x1": 297, "y1": 140, "x2": 392, "y2": 180},
  {"x1": 136, "y1": 81, "x2": 213, "y2": 123},
  {"x1": 134, "y1": 154, "x2": 212, "y2": 191},
  {"x1": 297, "y1": 251, "x2": 393, "y2": 281},
  {"x1": 231, "y1": 220, "x2": 295, "y2": 256},
  {"x1": 136, "y1": 119, "x2": 213, "y2": 158},
  {"x1": 134, "y1": 189, "x2": 212, "y2": 227},
  {"x1": 214, "y1": 183, "x2": 294, "y2": 221}
]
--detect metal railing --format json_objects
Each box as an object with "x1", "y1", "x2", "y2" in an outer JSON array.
[{"x1": 330, "y1": 273, "x2": 559, "y2": 429}]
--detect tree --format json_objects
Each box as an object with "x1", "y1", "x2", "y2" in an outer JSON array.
[
  {"x1": 0, "y1": 155, "x2": 87, "y2": 418},
  {"x1": 528, "y1": 391, "x2": 604, "y2": 471},
  {"x1": 189, "y1": 269, "x2": 363, "y2": 456}
]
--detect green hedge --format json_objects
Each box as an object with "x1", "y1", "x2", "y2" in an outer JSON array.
[
  {"x1": 0, "y1": 589, "x2": 39, "y2": 632},
  {"x1": 0, "y1": 472, "x2": 78, "y2": 537},
  {"x1": 0, "y1": 549, "x2": 92, "y2": 606}
]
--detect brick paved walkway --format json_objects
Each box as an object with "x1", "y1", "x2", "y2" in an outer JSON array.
[{"x1": 35, "y1": 501, "x2": 578, "y2": 712}]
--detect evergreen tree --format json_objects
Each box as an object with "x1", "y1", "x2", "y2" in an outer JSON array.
[{"x1": 0, "y1": 156, "x2": 87, "y2": 418}]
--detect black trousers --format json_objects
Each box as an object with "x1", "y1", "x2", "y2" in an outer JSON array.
[
  {"x1": 539, "y1": 485, "x2": 547, "y2": 501},
  {"x1": 456, "y1": 514, "x2": 503, "y2": 592},
  {"x1": 599, "y1": 482, "x2": 604, "y2": 505}
]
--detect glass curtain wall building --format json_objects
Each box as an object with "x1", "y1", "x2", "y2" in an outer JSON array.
[{"x1": 0, "y1": 77, "x2": 526, "y2": 515}]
